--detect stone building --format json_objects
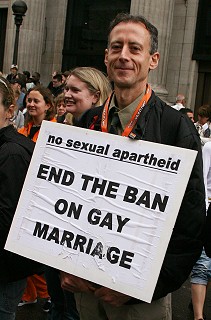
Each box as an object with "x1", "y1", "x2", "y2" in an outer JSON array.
[{"x1": 0, "y1": 0, "x2": 210, "y2": 112}]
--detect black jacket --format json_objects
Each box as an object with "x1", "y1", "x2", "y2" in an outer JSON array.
[
  {"x1": 77, "y1": 91, "x2": 206, "y2": 302},
  {"x1": 0, "y1": 125, "x2": 44, "y2": 282},
  {"x1": 205, "y1": 202, "x2": 211, "y2": 257}
]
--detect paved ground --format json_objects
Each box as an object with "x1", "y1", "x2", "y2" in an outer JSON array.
[
  {"x1": 172, "y1": 278, "x2": 211, "y2": 320},
  {"x1": 15, "y1": 278, "x2": 211, "y2": 320}
]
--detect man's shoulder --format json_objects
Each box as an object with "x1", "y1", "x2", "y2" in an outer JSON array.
[
  {"x1": 147, "y1": 93, "x2": 200, "y2": 145},
  {"x1": 150, "y1": 93, "x2": 182, "y2": 119}
]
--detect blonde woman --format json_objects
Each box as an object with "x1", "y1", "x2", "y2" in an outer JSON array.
[{"x1": 64, "y1": 67, "x2": 112, "y2": 124}]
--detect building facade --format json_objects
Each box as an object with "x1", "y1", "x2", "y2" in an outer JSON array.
[{"x1": 0, "y1": 0, "x2": 210, "y2": 112}]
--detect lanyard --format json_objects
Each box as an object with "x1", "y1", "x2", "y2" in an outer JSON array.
[{"x1": 101, "y1": 84, "x2": 152, "y2": 137}]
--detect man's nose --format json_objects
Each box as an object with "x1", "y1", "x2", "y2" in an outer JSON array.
[{"x1": 119, "y1": 46, "x2": 130, "y2": 60}]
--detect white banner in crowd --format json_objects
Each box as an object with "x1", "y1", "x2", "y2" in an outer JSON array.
[{"x1": 6, "y1": 121, "x2": 197, "y2": 302}]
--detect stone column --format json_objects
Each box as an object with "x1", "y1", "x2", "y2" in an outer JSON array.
[
  {"x1": 130, "y1": 0, "x2": 175, "y2": 101},
  {"x1": 4, "y1": 0, "x2": 47, "y2": 75},
  {"x1": 40, "y1": 0, "x2": 68, "y2": 86}
]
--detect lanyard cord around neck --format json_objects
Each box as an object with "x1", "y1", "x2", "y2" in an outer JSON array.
[{"x1": 101, "y1": 84, "x2": 152, "y2": 138}]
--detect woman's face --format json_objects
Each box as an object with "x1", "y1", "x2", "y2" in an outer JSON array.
[
  {"x1": 26, "y1": 90, "x2": 50, "y2": 124},
  {"x1": 0, "y1": 93, "x2": 14, "y2": 129},
  {"x1": 57, "y1": 101, "x2": 66, "y2": 117},
  {"x1": 64, "y1": 75, "x2": 98, "y2": 118}
]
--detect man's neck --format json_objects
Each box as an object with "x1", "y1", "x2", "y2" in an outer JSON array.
[{"x1": 114, "y1": 84, "x2": 147, "y2": 110}]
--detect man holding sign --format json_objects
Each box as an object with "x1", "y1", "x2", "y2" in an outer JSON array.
[{"x1": 61, "y1": 13, "x2": 205, "y2": 320}]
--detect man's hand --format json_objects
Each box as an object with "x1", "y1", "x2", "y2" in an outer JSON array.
[
  {"x1": 60, "y1": 272, "x2": 96, "y2": 293},
  {"x1": 94, "y1": 287, "x2": 131, "y2": 306}
]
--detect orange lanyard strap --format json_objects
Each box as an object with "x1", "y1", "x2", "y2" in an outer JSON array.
[{"x1": 101, "y1": 84, "x2": 152, "y2": 137}]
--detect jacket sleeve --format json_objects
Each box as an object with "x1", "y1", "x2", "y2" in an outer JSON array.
[{"x1": 153, "y1": 114, "x2": 206, "y2": 300}]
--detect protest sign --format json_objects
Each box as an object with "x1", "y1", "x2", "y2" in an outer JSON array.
[{"x1": 5, "y1": 120, "x2": 197, "y2": 302}]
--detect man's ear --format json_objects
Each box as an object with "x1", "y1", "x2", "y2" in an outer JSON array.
[
  {"x1": 149, "y1": 52, "x2": 160, "y2": 71},
  {"x1": 104, "y1": 49, "x2": 108, "y2": 67}
]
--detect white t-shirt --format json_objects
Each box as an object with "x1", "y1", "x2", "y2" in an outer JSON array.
[
  {"x1": 171, "y1": 103, "x2": 185, "y2": 111},
  {"x1": 202, "y1": 141, "x2": 211, "y2": 209}
]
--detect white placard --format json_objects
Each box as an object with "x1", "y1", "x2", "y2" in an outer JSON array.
[{"x1": 5, "y1": 120, "x2": 197, "y2": 302}]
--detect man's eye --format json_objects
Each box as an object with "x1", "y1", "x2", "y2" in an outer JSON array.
[
  {"x1": 131, "y1": 46, "x2": 140, "y2": 52},
  {"x1": 111, "y1": 44, "x2": 121, "y2": 50}
]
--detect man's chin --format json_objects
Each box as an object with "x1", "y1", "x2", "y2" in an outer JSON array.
[{"x1": 114, "y1": 80, "x2": 131, "y2": 89}]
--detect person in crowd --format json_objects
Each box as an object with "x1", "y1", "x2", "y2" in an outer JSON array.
[
  {"x1": 10, "y1": 78, "x2": 26, "y2": 110},
  {"x1": 20, "y1": 92, "x2": 28, "y2": 116},
  {"x1": 55, "y1": 93, "x2": 67, "y2": 123},
  {"x1": 63, "y1": 66, "x2": 112, "y2": 125},
  {"x1": 62, "y1": 70, "x2": 71, "y2": 84},
  {"x1": 9, "y1": 105, "x2": 24, "y2": 130},
  {"x1": 179, "y1": 107, "x2": 194, "y2": 123},
  {"x1": 18, "y1": 86, "x2": 56, "y2": 312},
  {"x1": 51, "y1": 73, "x2": 64, "y2": 97},
  {"x1": 18, "y1": 86, "x2": 56, "y2": 141},
  {"x1": 189, "y1": 140, "x2": 211, "y2": 320},
  {"x1": 6, "y1": 64, "x2": 18, "y2": 82},
  {"x1": 31, "y1": 72, "x2": 41, "y2": 86},
  {"x1": 195, "y1": 105, "x2": 211, "y2": 143},
  {"x1": 45, "y1": 267, "x2": 80, "y2": 320},
  {"x1": 10, "y1": 78, "x2": 25, "y2": 129},
  {"x1": 23, "y1": 70, "x2": 30, "y2": 81},
  {"x1": 205, "y1": 193, "x2": 211, "y2": 261},
  {"x1": 60, "y1": 13, "x2": 206, "y2": 320},
  {"x1": 47, "y1": 70, "x2": 60, "y2": 92},
  {"x1": 0, "y1": 76, "x2": 43, "y2": 319},
  {"x1": 171, "y1": 93, "x2": 186, "y2": 110},
  {"x1": 16, "y1": 72, "x2": 27, "y2": 93},
  {"x1": 23, "y1": 71, "x2": 35, "y2": 91}
]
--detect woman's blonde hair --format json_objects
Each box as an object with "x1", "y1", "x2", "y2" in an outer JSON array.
[{"x1": 69, "y1": 67, "x2": 112, "y2": 106}]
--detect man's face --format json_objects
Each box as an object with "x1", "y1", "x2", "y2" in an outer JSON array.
[
  {"x1": 52, "y1": 79, "x2": 62, "y2": 88},
  {"x1": 11, "y1": 82, "x2": 21, "y2": 95},
  {"x1": 10, "y1": 68, "x2": 17, "y2": 75},
  {"x1": 187, "y1": 112, "x2": 194, "y2": 123},
  {"x1": 104, "y1": 22, "x2": 159, "y2": 91},
  {"x1": 32, "y1": 74, "x2": 39, "y2": 82}
]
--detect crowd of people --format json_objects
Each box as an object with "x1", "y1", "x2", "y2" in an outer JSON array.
[{"x1": 0, "y1": 12, "x2": 210, "y2": 320}]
